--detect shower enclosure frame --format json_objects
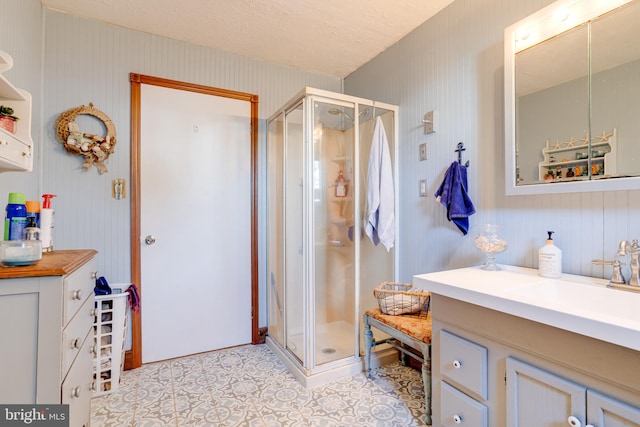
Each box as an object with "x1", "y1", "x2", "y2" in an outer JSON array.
[{"x1": 266, "y1": 87, "x2": 400, "y2": 387}]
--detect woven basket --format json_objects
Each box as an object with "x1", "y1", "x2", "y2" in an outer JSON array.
[{"x1": 373, "y1": 282, "x2": 430, "y2": 315}]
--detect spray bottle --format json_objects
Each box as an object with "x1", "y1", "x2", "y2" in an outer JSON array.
[{"x1": 40, "y1": 194, "x2": 56, "y2": 253}]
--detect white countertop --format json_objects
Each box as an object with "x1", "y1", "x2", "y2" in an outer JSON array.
[{"x1": 414, "y1": 265, "x2": 640, "y2": 352}]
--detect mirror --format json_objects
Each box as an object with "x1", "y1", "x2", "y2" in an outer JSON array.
[{"x1": 504, "y1": 0, "x2": 640, "y2": 195}]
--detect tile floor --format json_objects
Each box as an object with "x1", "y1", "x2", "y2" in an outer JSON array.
[{"x1": 91, "y1": 344, "x2": 428, "y2": 426}]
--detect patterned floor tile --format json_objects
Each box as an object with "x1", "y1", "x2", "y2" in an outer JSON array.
[{"x1": 91, "y1": 344, "x2": 428, "y2": 426}]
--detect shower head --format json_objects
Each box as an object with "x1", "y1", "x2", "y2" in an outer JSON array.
[{"x1": 328, "y1": 108, "x2": 352, "y2": 121}]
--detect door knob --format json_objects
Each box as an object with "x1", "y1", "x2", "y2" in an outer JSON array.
[{"x1": 145, "y1": 235, "x2": 156, "y2": 245}]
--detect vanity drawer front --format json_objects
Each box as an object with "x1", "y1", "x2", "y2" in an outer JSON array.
[
  {"x1": 61, "y1": 328, "x2": 93, "y2": 427},
  {"x1": 441, "y1": 381, "x2": 488, "y2": 427},
  {"x1": 440, "y1": 330, "x2": 488, "y2": 400},
  {"x1": 62, "y1": 296, "x2": 94, "y2": 376},
  {"x1": 63, "y1": 257, "x2": 97, "y2": 326},
  {"x1": 0, "y1": 129, "x2": 32, "y2": 172}
]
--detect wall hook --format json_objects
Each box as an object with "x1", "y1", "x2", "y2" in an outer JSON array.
[{"x1": 455, "y1": 142, "x2": 470, "y2": 167}]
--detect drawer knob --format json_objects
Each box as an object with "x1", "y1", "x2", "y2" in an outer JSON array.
[
  {"x1": 452, "y1": 360, "x2": 462, "y2": 369},
  {"x1": 71, "y1": 386, "x2": 81, "y2": 398},
  {"x1": 91, "y1": 271, "x2": 98, "y2": 279},
  {"x1": 70, "y1": 337, "x2": 81, "y2": 349},
  {"x1": 453, "y1": 414, "x2": 462, "y2": 424},
  {"x1": 72, "y1": 289, "x2": 83, "y2": 300},
  {"x1": 91, "y1": 345, "x2": 97, "y2": 355},
  {"x1": 567, "y1": 416, "x2": 594, "y2": 427}
]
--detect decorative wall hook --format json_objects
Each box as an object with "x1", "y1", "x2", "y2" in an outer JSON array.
[{"x1": 455, "y1": 142, "x2": 470, "y2": 167}]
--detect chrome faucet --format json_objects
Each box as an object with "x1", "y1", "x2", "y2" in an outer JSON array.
[
  {"x1": 617, "y1": 239, "x2": 640, "y2": 286},
  {"x1": 592, "y1": 259, "x2": 626, "y2": 285}
]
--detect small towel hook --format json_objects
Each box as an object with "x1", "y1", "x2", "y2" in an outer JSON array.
[{"x1": 455, "y1": 142, "x2": 470, "y2": 167}]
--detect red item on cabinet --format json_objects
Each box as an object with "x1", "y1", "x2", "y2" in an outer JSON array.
[{"x1": 0, "y1": 116, "x2": 16, "y2": 134}]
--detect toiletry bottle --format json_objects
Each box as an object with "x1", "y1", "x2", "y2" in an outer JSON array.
[
  {"x1": 335, "y1": 170, "x2": 347, "y2": 198},
  {"x1": 25, "y1": 200, "x2": 40, "y2": 227},
  {"x1": 539, "y1": 231, "x2": 562, "y2": 278},
  {"x1": 40, "y1": 194, "x2": 56, "y2": 253},
  {"x1": 23, "y1": 216, "x2": 40, "y2": 241},
  {"x1": 4, "y1": 192, "x2": 27, "y2": 241}
]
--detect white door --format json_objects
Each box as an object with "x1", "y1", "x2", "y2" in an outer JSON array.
[{"x1": 140, "y1": 84, "x2": 252, "y2": 363}]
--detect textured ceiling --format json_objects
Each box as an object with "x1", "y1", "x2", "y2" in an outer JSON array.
[{"x1": 40, "y1": 0, "x2": 454, "y2": 78}]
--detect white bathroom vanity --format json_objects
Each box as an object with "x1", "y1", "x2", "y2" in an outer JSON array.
[{"x1": 414, "y1": 265, "x2": 640, "y2": 427}]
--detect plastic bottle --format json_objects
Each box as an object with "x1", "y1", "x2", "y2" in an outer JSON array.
[
  {"x1": 4, "y1": 192, "x2": 27, "y2": 241},
  {"x1": 25, "y1": 200, "x2": 40, "y2": 227},
  {"x1": 23, "y1": 216, "x2": 40, "y2": 241},
  {"x1": 40, "y1": 194, "x2": 56, "y2": 253},
  {"x1": 335, "y1": 170, "x2": 347, "y2": 198},
  {"x1": 539, "y1": 231, "x2": 562, "y2": 278}
]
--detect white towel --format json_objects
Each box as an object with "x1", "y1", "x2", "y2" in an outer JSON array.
[{"x1": 365, "y1": 116, "x2": 395, "y2": 251}]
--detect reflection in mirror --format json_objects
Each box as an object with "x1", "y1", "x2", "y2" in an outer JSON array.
[
  {"x1": 591, "y1": 0, "x2": 640, "y2": 178},
  {"x1": 516, "y1": 23, "x2": 589, "y2": 185},
  {"x1": 505, "y1": 0, "x2": 640, "y2": 195}
]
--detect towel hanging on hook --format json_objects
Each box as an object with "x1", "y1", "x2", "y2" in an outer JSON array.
[
  {"x1": 434, "y1": 142, "x2": 475, "y2": 235},
  {"x1": 455, "y1": 142, "x2": 470, "y2": 167}
]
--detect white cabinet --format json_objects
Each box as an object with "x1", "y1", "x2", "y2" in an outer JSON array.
[
  {"x1": 0, "y1": 50, "x2": 33, "y2": 172},
  {"x1": 506, "y1": 357, "x2": 640, "y2": 427},
  {"x1": 430, "y1": 294, "x2": 640, "y2": 427},
  {"x1": 506, "y1": 357, "x2": 586, "y2": 426},
  {"x1": 439, "y1": 330, "x2": 489, "y2": 426},
  {"x1": 0, "y1": 250, "x2": 97, "y2": 427},
  {"x1": 588, "y1": 389, "x2": 640, "y2": 427}
]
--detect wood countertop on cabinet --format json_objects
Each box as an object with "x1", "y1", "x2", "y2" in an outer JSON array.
[{"x1": 0, "y1": 249, "x2": 97, "y2": 279}]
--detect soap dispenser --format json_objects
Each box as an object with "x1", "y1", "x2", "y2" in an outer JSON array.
[{"x1": 539, "y1": 231, "x2": 562, "y2": 278}]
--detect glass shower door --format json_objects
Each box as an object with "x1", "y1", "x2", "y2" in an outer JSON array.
[
  {"x1": 267, "y1": 113, "x2": 284, "y2": 347},
  {"x1": 312, "y1": 101, "x2": 356, "y2": 366},
  {"x1": 284, "y1": 103, "x2": 305, "y2": 363}
]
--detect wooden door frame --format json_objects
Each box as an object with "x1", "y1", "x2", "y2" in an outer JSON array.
[{"x1": 126, "y1": 73, "x2": 263, "y2": 369}]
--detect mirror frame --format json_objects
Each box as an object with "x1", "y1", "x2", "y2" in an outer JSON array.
[{"x1": 504, "y1": 0, "x2": 636, "y2": 195}]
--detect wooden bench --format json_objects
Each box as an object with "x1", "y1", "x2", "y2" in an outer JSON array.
[{"x1": 363, "y1": 307, "x2": 432, "y2": 425}]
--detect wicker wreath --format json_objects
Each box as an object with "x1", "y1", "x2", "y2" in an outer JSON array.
[{"x1": 55, "y1": 102, "x2": 116, "y2": 174}]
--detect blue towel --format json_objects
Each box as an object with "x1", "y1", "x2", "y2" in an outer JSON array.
[{"x1": 434, "y1": 161, "x2": 475, "y2": 235}]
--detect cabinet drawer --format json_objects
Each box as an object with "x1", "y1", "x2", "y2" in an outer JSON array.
[
  {"x1": 440, "y1": 330, "x2": 488, "y2": 400},
  {"x1": 61, "y1": 328, "x2": 93, "y2": 427},
  {"x1": 62, "y1": 296, "x2": 94, "y2": 376},
  {"x1": 63, "y1": 257, "x2": 97, "y2": 326},
  {"x1": 0, "y1": 129, "x2": 32, "y2": 172},
  {"x1": 441, "y1": 381, "x2": 488, "y2": 427}
]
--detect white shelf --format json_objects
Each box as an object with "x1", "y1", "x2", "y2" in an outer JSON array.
[
  {"x1": 0, "y1": 50, "x2": 33, "y2": 172},
  {"x1": 542, "y1": 140, "x2": 609, "y2": 156},
  {"x1": 538, "y1": 129, "x2": 616, "y2": 181}
]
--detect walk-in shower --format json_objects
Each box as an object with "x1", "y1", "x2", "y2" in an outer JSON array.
[{"x1": 266, "y1": 87, "x2": 399, "y2": 386}]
